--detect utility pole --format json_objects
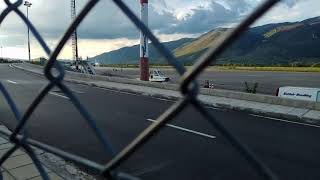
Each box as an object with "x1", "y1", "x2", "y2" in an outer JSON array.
[
  {"x1": 71, "y1": 0, "x2": 79, "y2": 70},
  {"x1": 140, "y1": 0, "x2": 149, "y2": 81},
  {"x1": 24, "y1": 1, "x2": 32, "y2": 62}
]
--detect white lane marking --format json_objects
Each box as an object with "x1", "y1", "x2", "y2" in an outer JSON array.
[
  {"x1": 206, "y1": 106, "x2": 222, "y2": 110},
  {"x1": 51, "y1": 88, "x2": 84, "y2": 94},
  {"x1": 93, "y1": 86, "x2": 140, "y2": 96},
  {"x1": 49, "y1": 92, "x2": 69, "y2": 99},
  {"x1": 250, "y1": 114, "x2": 320, "y2": 128},
  {"x1": 73, "y1": 90, "x2": 85, "y2": 94},
  {"x1": 6, "y1": 80, "x2": 17, "y2": 84},
  {"x1": 147, "y1": 119, "x2": 216, "y2": 139}
]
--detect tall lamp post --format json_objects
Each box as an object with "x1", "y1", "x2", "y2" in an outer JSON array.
[{"x1": 24, "y1": 1, "x2": 32, "y2": 62}]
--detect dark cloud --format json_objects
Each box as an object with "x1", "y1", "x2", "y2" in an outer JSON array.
[
  {"x1": 283, "y1": 0, "x2": 301, "y2": 7},
  {"x1": 0, "y1": 0, "x2": 308, "y2": 43},
  {"x1": 157, "y1": 1, "x2": 246, "y2": 34},
  {"x1": 0, "y1": 0, "x2": 253, "y2": 40},
  {"x1": 26, "y1": 0, "x2": 172, "y2": 39}
]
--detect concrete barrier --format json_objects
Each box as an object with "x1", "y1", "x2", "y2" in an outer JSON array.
[
  {"x1": 65, "y1": 70, "x2": 320, "y2": 111},
  {"x1": 14, "y1": 63, "x2": 320, "y2": 111},
  {"x1": 201, "y1": 88, "x2": 319, "y2": 110}
]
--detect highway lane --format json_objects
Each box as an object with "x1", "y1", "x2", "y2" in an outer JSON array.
[
  {"x1": 95, "y1": 67, "x2": 320, "y2": 95},
  {"x1": 0, "y1": 64, "x2": 320, "y2": 179}
]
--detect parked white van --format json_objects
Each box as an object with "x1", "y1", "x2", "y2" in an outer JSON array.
[{"x1": 277, "y1": 87, "x2": 320, "y2": 102}]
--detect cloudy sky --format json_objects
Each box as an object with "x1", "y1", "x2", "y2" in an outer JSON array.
[{"x1": 0, "y1": 0, "x2": 319, "y2": 60}]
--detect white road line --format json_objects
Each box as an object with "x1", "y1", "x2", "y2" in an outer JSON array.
[
  {"x1": 49, "y1": 92, "x2": 69, "y2": 99},
  {"x1": 250, "y1": 114, "x2": 320, "y2": 128},
  {"x1": 147, "y1": 119, "x2": 216, "y2": 139},
  {"x1": 6, "y1": 80, "x2": 17, "y2": 84},
  {"x1": 206, "y1": 106, "x2": 222, "y2": 110},
  {"x1": 94, "y1": 86, "x2": 140, "y2": 96},
  {"x1": 66, "y1": 89, "x2": 85, "y2": 94},
  {"x1": 72, "y1": 90, "x2": 85, "y2": 94}
]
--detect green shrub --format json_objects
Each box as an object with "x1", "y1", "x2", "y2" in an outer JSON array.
[{"x1": 244, "y1": 82, "x2": 258, "y2": 94}]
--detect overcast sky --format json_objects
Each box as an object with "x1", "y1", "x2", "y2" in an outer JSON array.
[{"x1": 0, "y1": 0, "x2": 319, "y2": 60}]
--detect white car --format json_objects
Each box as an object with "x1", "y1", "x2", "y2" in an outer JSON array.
[
  {"x1": 149, "y1": 69, "x2": 170, "y2": 82},
  {"x1": 93, "y1": 62, "x2": 100, "y2": 67}
]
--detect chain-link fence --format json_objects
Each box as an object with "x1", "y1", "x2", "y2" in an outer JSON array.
[{"x1": 0, "y1": 0, "x2": 282, "y2": 179}]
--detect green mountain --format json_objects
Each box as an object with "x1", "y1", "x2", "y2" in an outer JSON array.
[
  {"x1": 90, "y1": 38, "x2": 193, "y2": 64},
  {"x1": 90, "y1": 16, "x2": 320, "y2": 66},
  {"x1": 175, "y1": 16, "x2": 320, "y2": 65}
]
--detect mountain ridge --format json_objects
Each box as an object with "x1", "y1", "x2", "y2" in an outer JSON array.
[
  {"x1": 90, "y1": 38, "x2": 193, "y2": 64},
  {"x1": 90, "y1": 16, "x2": 320, "y2": 65}
]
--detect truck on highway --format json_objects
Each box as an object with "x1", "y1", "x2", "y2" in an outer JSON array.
[
  {"x1": 277, "y1": 86, "x2": 320, "y2": 102},
  {"x1": 149, "y1": 69, "x2": 170, "y2": 82}
]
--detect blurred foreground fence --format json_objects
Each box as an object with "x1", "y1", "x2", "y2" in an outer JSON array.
[{"x1": 0, "y1": 0, "x2": 282, "y2": 179}]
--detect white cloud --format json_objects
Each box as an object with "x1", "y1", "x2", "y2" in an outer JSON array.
[
  {"x1": 22, "y1": 38, "x2": 139, "y2": 60},
  {"x1": 254, "y1": 0, "x2": 320, "y2": 26}
]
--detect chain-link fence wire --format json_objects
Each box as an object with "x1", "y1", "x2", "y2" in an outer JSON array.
[{"x1": 0, "y1": 0, "x2": 283, "y2": 179}]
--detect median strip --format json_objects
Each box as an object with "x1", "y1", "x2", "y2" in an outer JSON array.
[{"x1": 146, "y1": 119, "x2": 216, "y2": 139}]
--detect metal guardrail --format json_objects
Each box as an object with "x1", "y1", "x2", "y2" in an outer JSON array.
[{"x1": 0, "y1": 0, "x2": 282, "y2": 179}]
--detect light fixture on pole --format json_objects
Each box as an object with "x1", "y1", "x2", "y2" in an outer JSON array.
[{"x1": 24, "y1": 1, "x2": 32, "y2": 62}]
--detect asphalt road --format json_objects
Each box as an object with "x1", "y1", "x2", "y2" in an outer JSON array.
[
  {"x1": 95, "y1": 67, "x2": 320, "y2": 95},
  {"x1": 1, "y1": 64, "x2": 320, "y2": 179}
]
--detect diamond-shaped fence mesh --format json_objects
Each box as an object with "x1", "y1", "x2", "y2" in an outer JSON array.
[{"x1": 0, "y1": 0, "x2": 282, "y2": 179}]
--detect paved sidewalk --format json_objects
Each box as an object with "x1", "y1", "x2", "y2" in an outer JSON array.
[{"x1": 0, "y1": 125, "x2": 64, "y2": 180}]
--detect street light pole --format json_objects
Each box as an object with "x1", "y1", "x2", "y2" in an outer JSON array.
[{"x1": 24, "y1": 1, "x2": 32, "y2": 62}]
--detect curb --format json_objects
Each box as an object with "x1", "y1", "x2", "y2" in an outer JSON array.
[
  {"x1": 37, "y1": 151, "x2": 98, "y2": 180},
  {"x1": 0, "y1": 125, "x2": 97, "y2": 180}
]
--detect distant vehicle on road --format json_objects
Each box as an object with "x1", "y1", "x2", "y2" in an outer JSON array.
[
  {"x1": 93, "y1": 62, "x2": 100, "y2": 67},
  {"x1": 90, "y1": 59, "x2": 100, "y2": 67},
  {"x1": 149, "y1": 69, "x2": 170, "y2": 82},
  {"x1": 277, "y1": 86, "x2": 320, "y2": 102}
]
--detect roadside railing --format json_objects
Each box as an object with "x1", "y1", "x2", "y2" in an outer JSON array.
[{"x1": 0, "y1": 0, "x2": 282, "y2": 179}]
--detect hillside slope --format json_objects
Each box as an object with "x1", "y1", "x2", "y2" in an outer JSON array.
[
  {"x1": 175, "y1": 16, "x2": 320, "y2": 65},
  {"x1": 174, "y1": 28, "x2": 229, "y2": 58},
  {"x1": 90, "y1": 38, "x2": 193, "y2": 64}
]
